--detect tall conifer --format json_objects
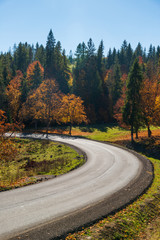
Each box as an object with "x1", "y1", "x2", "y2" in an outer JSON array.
[{"x1": 123, "y1": 58, "x2": 143, "y2": 142}]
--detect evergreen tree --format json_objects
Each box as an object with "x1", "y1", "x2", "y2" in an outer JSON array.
[
  {"x1": 75, "y1": 43, "x2": 82, "y2": 59},
  {"x1": 106, "y1": 48, "x2": 113, "y2": 69},
  {"x1": 126, "y1": 43, "x2": 133, "y2": 72},
  {"x1": 123, "y1": 58, "x2": 143, "y2": 142},
  {"x1": 14, "y1": 42, "x2": 28, "y2": 73},
  {"x1": 57, "y1": 49, "x2": 69, "y2": 93},
  {"x1": 45, "y1": 29, "x2": 56, "y2": 78},
  {"x1": 112, "y1": 48, "x2": 117, "y2": 64},
  {"x1": 35, "y1": 43, "x2": 46, "y2": 67},
  {"x1": 97, "y1": 40, "x2": 104, "y2": 77},
  {"x1": 135, "y1": 42, "x2": 143, "y2": 57},
  {"x1": 112, "y1": 61, "x2": 122, "y2": 106},
  {"x1": 121, "y1": 40, "x2": 128, "y2": 51},
  {"x1": 32, "y1": 62, "x2": 44, "y2": 89},
  {"x1": 156, "y1": 46, "x2": 160, "y2": 60},
  {"x1": 81, "y1": 42, "x2": 87, "y2": 59},
  {"x1": 87, "y1": 38, "x2": 96, "y2": 57},
  {"x1": 119, "y1": 47, "x2": 126, "y2": 69},
  {"x1": 68, "y1": 50, "x2": 73, "y2": 64}
]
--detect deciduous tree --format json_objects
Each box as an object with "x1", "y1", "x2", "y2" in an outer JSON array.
[
  {"x1": 21, "y1": 79, "x2": 61, "y2": 133},
  {"x1": 6, "y1": 70, "x2": 23, "y2": 121},
  {"x1": 0, "y1": 110, "x2": 23, "y2": 163},
  {"x1": 58, "y1": 94, "x2": 87, "y2": 135}
]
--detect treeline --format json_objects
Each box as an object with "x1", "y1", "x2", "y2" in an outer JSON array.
[{"x1": 1, "y1": 29, "x2": 160, "y2": 138}]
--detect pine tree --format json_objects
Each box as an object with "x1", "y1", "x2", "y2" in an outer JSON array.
[
  {"x1": 32, "y1": 62, "x2": 44, "y2": 89},
  {"x1": 45, "y1": 29, "x2": 56, "y2": 78},
  {"x1": 57, "y1": 49, "x2": 69, "y2": 93},
  {"x1": 106, "y1": 48, "x2": 113, "y2": 69},
  {"x1": 15, "y1": 42, "x2": 28, "y2": 73},
  {"x1": 135, "y1": 42, "x2": 143, "y2": 58},
  {"x1": 123, "y1": 58, "x2": 143, "y2": 142},
  {"x1": 35, "y1": 43, "x2": 46, "y2": 67},
  {"x1": 112, "y1": 61, "x2": 122, "y2": 106},
  {"x1": 126, "y1": 43, "x2": 133, "y2": 72},
  {"x1": 87, "y1": 38, "x2": 96, "y2": 57},
  {"x1": 97, "y1": 40, "x2": 104, "y2": 77}
]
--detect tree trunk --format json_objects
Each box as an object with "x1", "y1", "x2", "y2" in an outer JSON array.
[
  {"x1": 148, "y1": 125, "x2": 152, "y2": 138},
  {"x1": 69, "y1": 123, "x2": 72, "y2": 136},
  {"x1": 35, "y1": 119, "x2": 38, "y2": 130},
  {"x1": 135, "y1": 128, "x2": 138, "y2": 139},
  {"x1": 131, "y1": 125, "x2": 134, "y2": 143},
  {"x1": 46, "y1": 119, "x2": 50, "y2": 138}
]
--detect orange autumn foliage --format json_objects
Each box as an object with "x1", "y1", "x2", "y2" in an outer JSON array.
[
  {"x1": 58, "y1": 94, "x2": 87, "y2": 135},
  {"x1": 21, "y1": 79, "x2": 61, "y2": 129},
  {"x1": 141, "y1": 78, "x2": 159, "y2": 125},
  {"x1": 0, "y1": 110, "x2": 23, "y2": 163},
  {"x1": 6, "y1": 70, "x2": 23, "y2": 121}
]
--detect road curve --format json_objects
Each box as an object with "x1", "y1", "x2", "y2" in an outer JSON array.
[{"x1": 0, "y1": 133, "x2": 153, "y2": 240}]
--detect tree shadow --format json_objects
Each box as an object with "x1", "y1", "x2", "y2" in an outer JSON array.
[
  {"x1": 79, "y1": 123, "x2": 118, "y2": 133},
  {"x1": 115, "y1": 136, "x2": 160, "y2": 161}
]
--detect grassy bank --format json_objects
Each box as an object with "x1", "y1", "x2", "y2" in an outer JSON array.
[{"x1": 0, "y1": 138, "x2": 85, "y2": 191}]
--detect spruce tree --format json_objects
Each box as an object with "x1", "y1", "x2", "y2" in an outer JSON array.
[
  {"x1": 135, "y1": 42, "x2": 143, "y2": 57},
  {"x1": 106, "y1": 48, "x2": 113, "y2": 69},
  {"x1": 15, "y1": 42, "x2": 28, "y2": 73},
  {"x1": 45, "y1": 29, "x2": 56, "y2": 78},
  {"x1": 32, "y1": 62, "x2": 43, "y2": 89},
  {"x1": 112, "y1": 61, "x2": 122, "y2": 106},
  {"x1": 87, "y1": 38, "x2": 96, "y2": 57},
  {"x1": 35, "y1": 43, "x2": 45, "y2": 67},
  {"x1": 97, "y1": 40, "x2": 104, "y2": 77},
  {"x1": 123, "y1": 58, "x2": 143, "y2": 142},
  {"x1": 126, "y1": 43, "x2": 133, "y2": 72}
]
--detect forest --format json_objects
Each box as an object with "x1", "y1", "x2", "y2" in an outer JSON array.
[{"x1": 1, "y1": 29, "x2": 160, "y2": 140}]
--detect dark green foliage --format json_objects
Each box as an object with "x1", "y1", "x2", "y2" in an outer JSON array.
[
  {"x1": 73, "y1": 39, "x2": 110, "y2": 123},
  {"x1": 45, "y1": 29, "x2": 56, "y2": 79},
  {"x1": 14, "y1": 42, "x2": 32, "y2": 73},
  {"x1": 112, "y1": 62, "x2": 122, "y2": 106},
  {"x1": 106, "y1": 48, "x2": 113, "y2": 69},
  {"x1": 35, "y1": 43, "x2": 45, "y2": 67},
  {"x1": 31, "y1": 62, "x2": 43, "y2": 90},
  {"x1": 45, "y1": 30, "x2": 69, "y2": 93},
  {"x1": 126, "y1": 43, "x2": 133, "y2": 71},
  {"x1": 123, "y1": 59, "x2": 144, "y2": 141}
]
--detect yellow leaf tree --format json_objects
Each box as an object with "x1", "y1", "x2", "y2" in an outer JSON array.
[
  {"x1": 58, "y1": 94, "x2": 87, "y2": 135},
  {"x1": 0, "y1": 109, "x2": 23, "y2": 164},
  {"x1": 6, "y1": 70, "x2": 23, "y2": 121},
  {"x1": 21, "y1": 79, "x2": 61, "y2": 133}
]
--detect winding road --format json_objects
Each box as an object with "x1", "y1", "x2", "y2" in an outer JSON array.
[{"x1": 0, "y1": 133, "x2": 153, "y2": 240}]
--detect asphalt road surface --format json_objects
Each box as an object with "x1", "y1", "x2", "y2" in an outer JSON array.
[{"x1": 0, "y1": 133, "x2": 153, "y2": 240}]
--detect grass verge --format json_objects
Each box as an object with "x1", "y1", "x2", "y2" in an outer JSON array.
[{"x1": 0, "y1": 138, "x2": 85, "y2": 191}]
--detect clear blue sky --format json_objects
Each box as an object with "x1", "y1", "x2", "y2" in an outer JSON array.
[{"x1": 0, "y1": 0, "x2": 160, "y2": 55}]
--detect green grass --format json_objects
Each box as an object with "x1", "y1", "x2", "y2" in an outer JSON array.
[
  {"x1": 0, "y1": 138, "x2": 85, "y2": 191},
  {"x1": 72, "y1": 124, "x2": 130, "y2": 141}
]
